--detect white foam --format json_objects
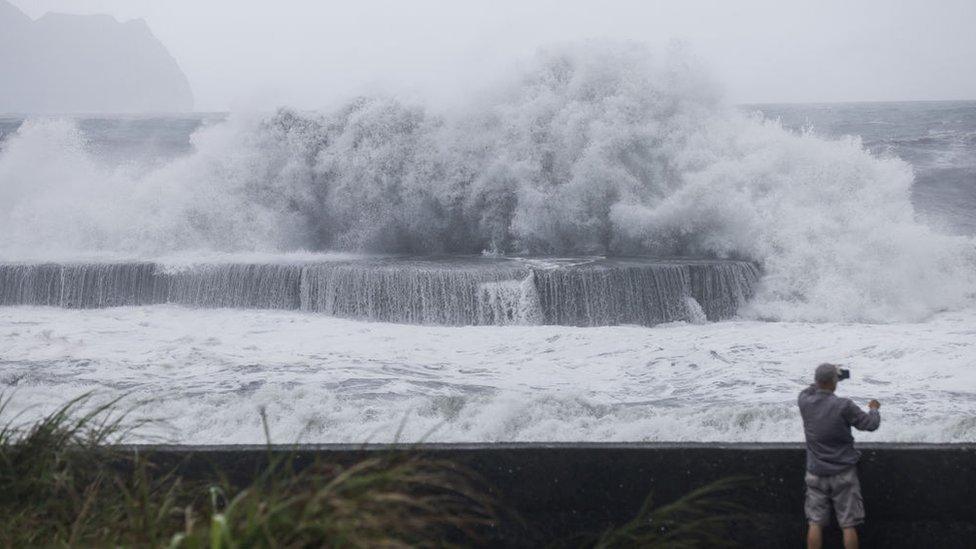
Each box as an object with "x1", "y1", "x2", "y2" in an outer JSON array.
[
  {"x1": 683, "y1": 295, "x2": 707, "y2": 324},
  {"x1": 1, "y1": 42, "x2": 974, "y2": 322},
  {"x1": 1, "y1": 305, "x2": 973, "y2": 444},
  {"x1": 476, "y1": 273, "x2": 544, "y2": 325}
]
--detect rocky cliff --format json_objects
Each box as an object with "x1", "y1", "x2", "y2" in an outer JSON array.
[{"x1": 0, "y1": 0, "x2": 193, "y2": 113}]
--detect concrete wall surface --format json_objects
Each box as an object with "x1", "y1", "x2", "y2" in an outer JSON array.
[{"x1": 126, "y1": 443, "x2": 976, "y2": 548}]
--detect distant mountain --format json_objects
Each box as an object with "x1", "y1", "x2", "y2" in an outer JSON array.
[{"x1": 0, "y1": 0, "x2": 193, "y2": 113}]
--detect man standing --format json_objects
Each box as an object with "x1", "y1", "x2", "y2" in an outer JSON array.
[{"x1": 798, "y1": 363, "x2": 881, "y2": 549}]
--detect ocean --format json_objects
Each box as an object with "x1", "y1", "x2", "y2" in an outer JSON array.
[
  {"x1": 1, "y1": 73, "x2": 974, "y2": 443},
  {"x1": 4, "y1": 101, "x2": 974, "y2": 236},
  {"x1": 753, "y1": 101, "x2": 976, "y2": 236}
]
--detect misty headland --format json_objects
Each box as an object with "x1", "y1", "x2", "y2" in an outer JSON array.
[{"x1": 0, "y1": 0, "x2": 192, "y2": 113}]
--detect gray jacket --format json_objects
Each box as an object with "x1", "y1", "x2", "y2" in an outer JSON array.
[{"x1": 797, "y1": 385, "x2": 880, "y2": 476}]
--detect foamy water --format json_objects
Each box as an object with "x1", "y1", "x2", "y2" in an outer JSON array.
[
  {"x1": 2, "y1": 305, "x2": 974, "y2": 443},
  {"x1": 2, "y1": 43, "x2": 974, "y2": 322},
  {"x1": 2, "y1": 42, "x2": 976, "y2": 444}
]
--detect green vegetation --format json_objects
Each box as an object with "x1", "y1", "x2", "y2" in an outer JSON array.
[
  {"x1": 0, "y1": 394, "x2": 495, "y2": 547},
  {"x1": 585, "y1": 477, "x2": 749, "y2": 548},
  {"x1": 0, "y1": 394, "x2": 748, "y2": 547}
]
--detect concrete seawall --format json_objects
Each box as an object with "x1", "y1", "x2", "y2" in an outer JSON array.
[
  {"x1": 0, "y1": 258, "x2": 760, "y2": 325},
  {"x1": 127, "y1": 442, "x2": 976, "y2": 548}
]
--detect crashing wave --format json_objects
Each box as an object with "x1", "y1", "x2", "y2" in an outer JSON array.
[{"x1": 0, "y1": 41, "x2": 973, "y2": 321}]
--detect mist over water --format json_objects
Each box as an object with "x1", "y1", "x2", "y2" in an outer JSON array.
[{"x1": 1, "y1": 42, "x2": 974, "y2": 322}]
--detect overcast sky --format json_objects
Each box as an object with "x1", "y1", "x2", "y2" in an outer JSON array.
[{"x1": 12, "y1": 0, "x2": 976, "y2": 111}]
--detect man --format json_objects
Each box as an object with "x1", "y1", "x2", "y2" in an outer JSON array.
[{"x1": 798, "y1": 363, "x2": 881, "y2": 549}]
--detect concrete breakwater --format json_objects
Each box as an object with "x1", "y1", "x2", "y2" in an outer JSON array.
[
  {"x1": 126, "y1": 442, "x2": 975, "y2": 548},
  {"x1": 0, "y1": 257, "x2": 759, "y2": 326}
]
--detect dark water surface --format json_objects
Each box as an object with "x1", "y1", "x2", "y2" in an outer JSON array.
[{"x1": 752, "y1": 101, "x2": 976, "y2": 234}]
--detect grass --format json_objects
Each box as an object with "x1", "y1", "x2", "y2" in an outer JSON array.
[
  {"x1": 0, "y1": 393, "x2": 750, "y2": 548},
  {"x1": 0, "y1": 394, "x2": 496, "y2": 547},
  {"x1": 585, "y1": 477, "x2": 751, "y2": 548}
]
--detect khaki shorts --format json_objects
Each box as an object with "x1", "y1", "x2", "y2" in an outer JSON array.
[{"x1": 804, "y1": 467, "x2": 865, "y2": 528}]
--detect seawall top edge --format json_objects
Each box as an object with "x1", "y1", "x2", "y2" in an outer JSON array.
[{"x1": 115, "y1": 441, "x2": 976, "y2": 452}]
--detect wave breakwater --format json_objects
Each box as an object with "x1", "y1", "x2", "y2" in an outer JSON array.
[{"x1": 0, "y1": 258, "x2": 759, "y2": 326}]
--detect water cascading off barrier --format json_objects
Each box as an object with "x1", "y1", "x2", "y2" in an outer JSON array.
[{"x1": 0, "y1": 257, "x2": 760, "y2": 326}]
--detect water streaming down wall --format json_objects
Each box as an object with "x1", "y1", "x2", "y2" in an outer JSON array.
[
  {"x1": 0, "y1": 258, "x2": 759, "y2": 326},
  {"x1": 686, "y1": 261, "x2": 762, "y2": 320},
  {"x1": 299, "y1": 259, "x2": 531, "y2": 325},
  {"x1": 0, "y1": 263, "x2": 165, "y2": 307},
  {"x1": 167, "y1": 264, "x2": 304, "y2": 310},
  {"x1": 533, "y1": 260, "x2": 761, "y2": 326},
  {"x1": 477, "y1": 272, "x2": 546, "y2": 326}
]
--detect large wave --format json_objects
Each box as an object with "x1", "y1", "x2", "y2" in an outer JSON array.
[{"x1": 1, "y1": 41, "x2": 973, "y2": 321}]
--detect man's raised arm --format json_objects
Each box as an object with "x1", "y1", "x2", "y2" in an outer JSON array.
[{"x1": 844, "y1": 399, "x2": 881, "y2": 431}]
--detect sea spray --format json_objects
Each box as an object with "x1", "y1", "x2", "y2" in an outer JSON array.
[{"x1": 1, "y1": 41, "x2": 973, "y2": 322}]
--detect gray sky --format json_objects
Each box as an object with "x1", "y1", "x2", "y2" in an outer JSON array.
[{"x1": 12, "y1": 0, "x2": 976, "y2": 111}]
